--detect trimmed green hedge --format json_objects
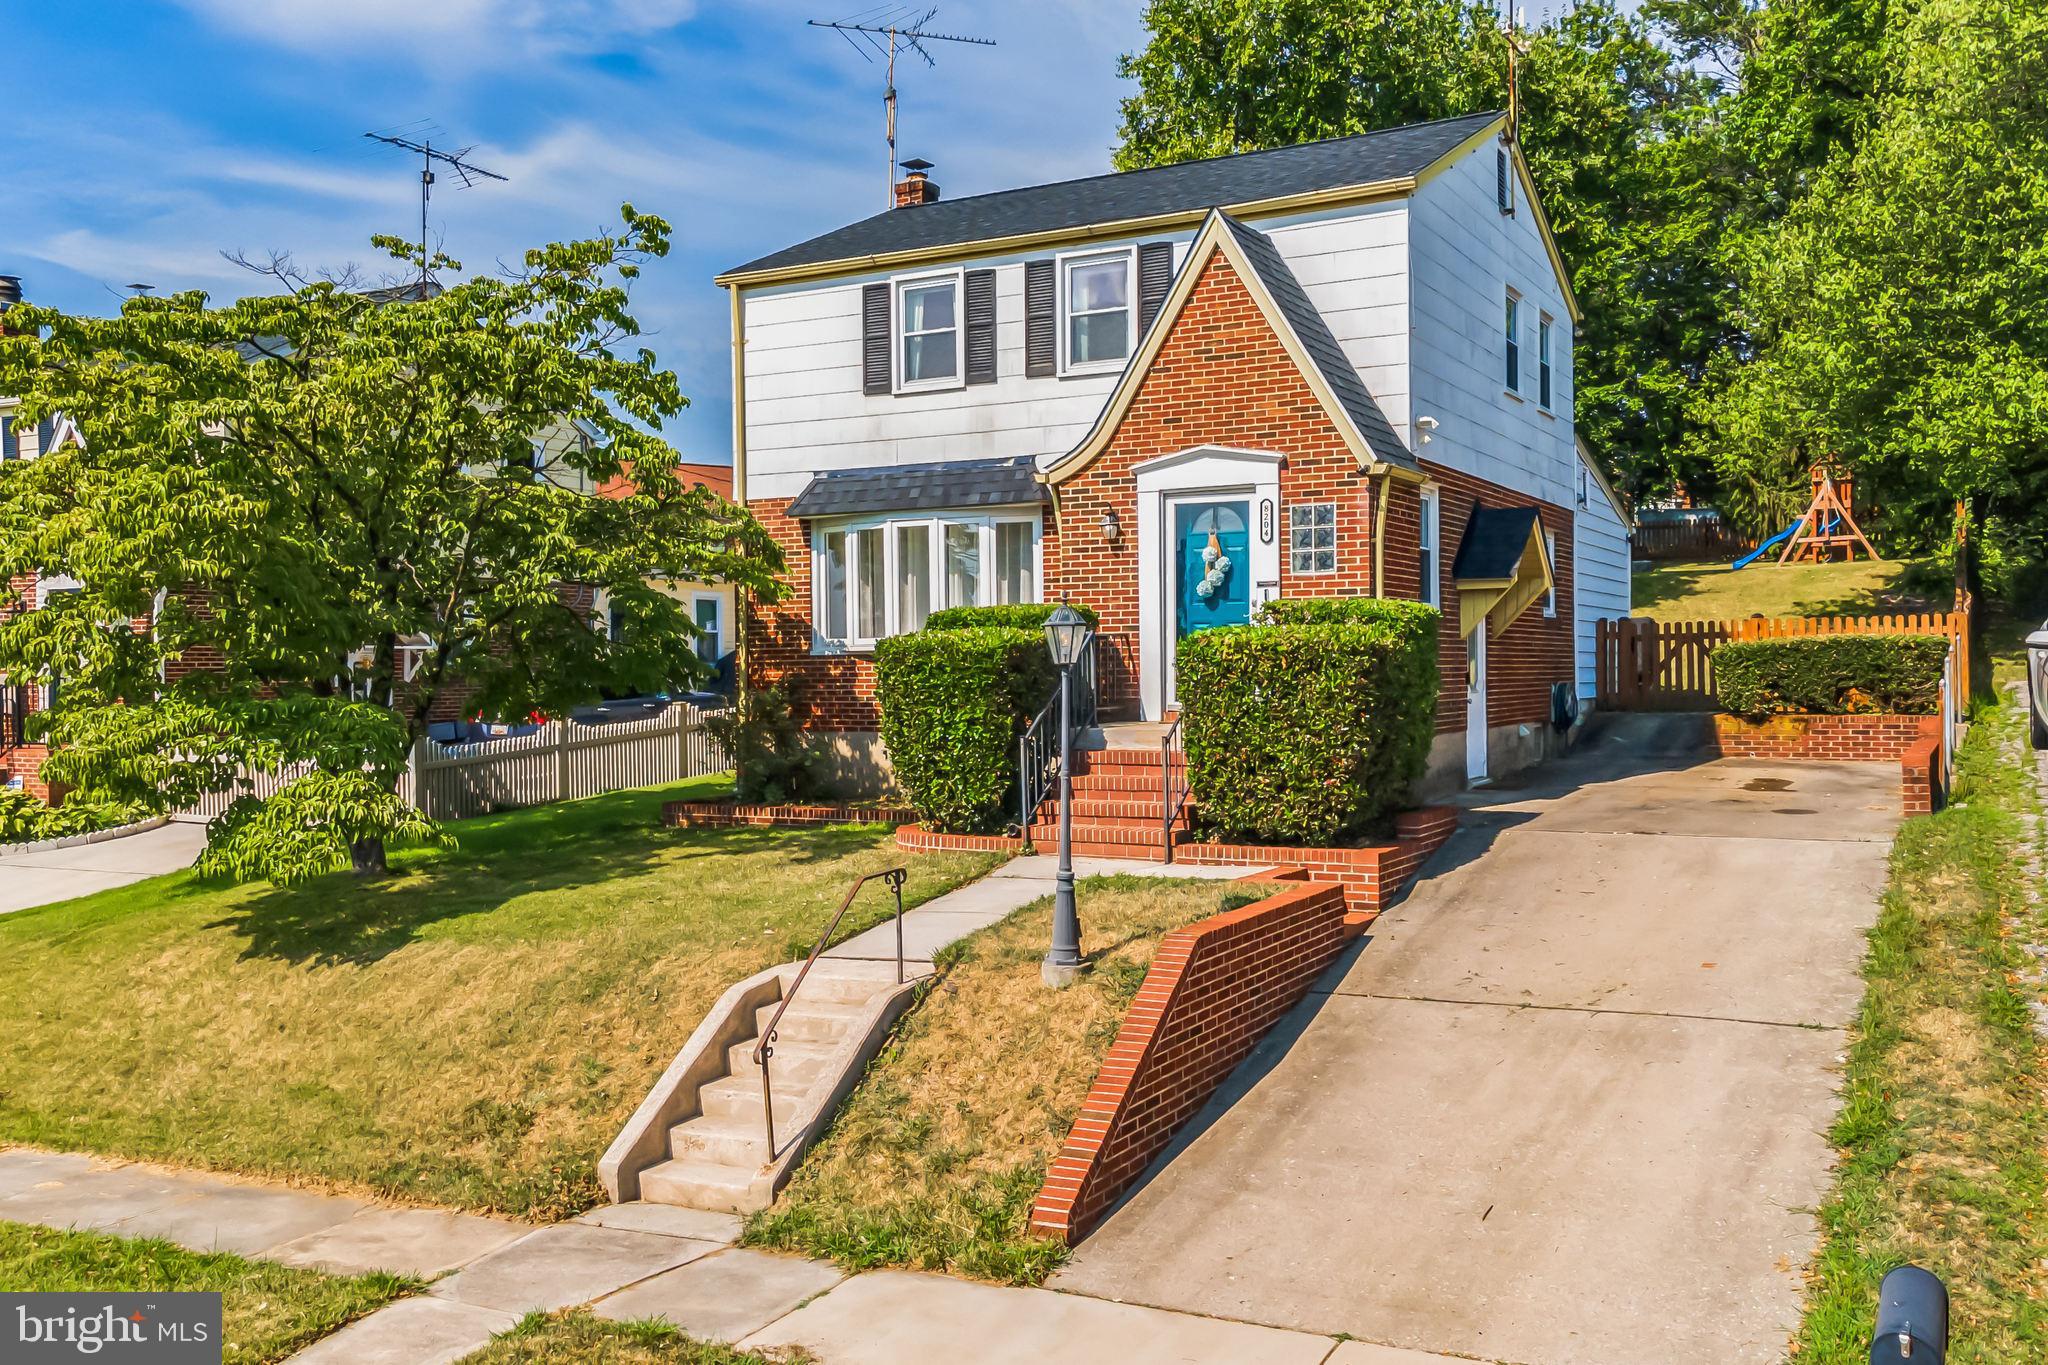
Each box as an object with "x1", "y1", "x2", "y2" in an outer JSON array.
[
  {"x1": 875, "y1": 627, "x2": 1056, "y2": 833},
  {"x1": 1178, "y1": 598, "x2": 1440, "y2": 844},
  {"x1": 923, "y1": 603, "x2": 1100, "y2": 632},
  {"x1": 1711, "y1": 634, "x2": 1949, "y2": 718}
]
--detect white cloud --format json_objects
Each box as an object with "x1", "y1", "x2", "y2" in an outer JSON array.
[{"x1": 172, "y1": 0, "x2": 699, "y2": 62}]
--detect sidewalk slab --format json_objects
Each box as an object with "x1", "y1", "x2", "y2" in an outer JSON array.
[
  {"x1": 1326, "y1": 1344, "x2": 1484, "y2": 1364},
  {"x1": 286, "y1": 1296, "x2": 517, "y2": 1365},
  {"x1": 0, "y1": 1149, "x2": 99, "y2": 1199},
  {"x1": 0, "y1": 1162, "x2": 210, "y2": 1235},
  {"x1": 594, "y1": 1247, "x2": 842, "y2": 1342},
  {"x1": 109, "y1": 1181, "x2": 366, "y2": 1257},
  {"x1": 269, "y1": 1206, "x2": 528, "y2": 1277},
  {"x1": 740, "y1": 1268, "x2": 1334, "y2": 1365},
  {"x1": 574, "y1": 1201, "x2": 741, "y2": 1244},
  {"x1": 432, "y1": 1223, "x2": 721, "y2": 1314}
]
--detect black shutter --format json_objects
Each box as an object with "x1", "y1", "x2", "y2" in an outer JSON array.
[
  {"x1": 1024, "y1": 259, "x2": 1056, "y2": 378},
  {"x1": 1497, "y1": 147, "x2": 1513, "y2": 216},
  {"x1": 964, "y1": 268, "x2": 997, "y2": 385},
  {"x1": 1137, "y1": 242, "x2": 1174, "y2": 336},
  {"x1": 862, "y1": 282, "x2": 892, "y2": 395}
]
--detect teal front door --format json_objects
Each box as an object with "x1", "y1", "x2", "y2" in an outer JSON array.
[{"x1": 1169, "y1": 498, "x2": 1251, "y2": 703}]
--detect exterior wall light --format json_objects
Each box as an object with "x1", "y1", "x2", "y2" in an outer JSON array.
[{"x1": 1101, "y1": 509, "x2": 1121, "y2": 544}]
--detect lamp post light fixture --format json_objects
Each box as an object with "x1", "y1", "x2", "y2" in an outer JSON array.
[{"x1": 1041, "y1": 600, "x2": 1093, "y2": 987}]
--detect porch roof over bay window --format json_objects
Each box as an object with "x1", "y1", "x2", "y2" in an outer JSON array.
[{"x1": 785, "y1": 455, "x2": 1048, "y2": 520}]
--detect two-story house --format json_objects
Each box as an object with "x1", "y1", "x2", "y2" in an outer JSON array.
[{"x1": 718, "y1": 112, "x2": 1632, "y2": 792}]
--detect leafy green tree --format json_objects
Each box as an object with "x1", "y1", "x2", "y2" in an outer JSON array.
[
  {"x1": 0, "y1": 210, "x2": 781, "y2": 884},
  {"x1": 1113, "y1": 0, "x2": 1730, "y2": 500},
  {"x1": 1695, "y1": 0, "x2": 2048, "y2": 611}
]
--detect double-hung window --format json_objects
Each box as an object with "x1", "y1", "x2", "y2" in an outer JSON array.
[
  {"x1": 1504, "y1": 292, "x2": 1521, "y2": 393},
  {"x1": 816, "y1": 514, "x2": 1039, "y2": 650},
  {"x1": 1543, "y1": 530, "x2": 1558, "y2": 617},
  {"x1": 1059, "y1": 249, "x2": 1135, "y2": 374},
  {"x1": 897, "y1": 272, "x2": 962, "y2": 390},
  {"x1": 1538, "y1": 315, "x2": 1554, "y2": 410},
  {"x1": 1419, "y1": 487, "x2": 1441, "y2": 607}
]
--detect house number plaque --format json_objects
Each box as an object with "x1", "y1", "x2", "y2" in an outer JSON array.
[{"x1": 1259, "y1": 498, "x2": 1274, "y2": 544}]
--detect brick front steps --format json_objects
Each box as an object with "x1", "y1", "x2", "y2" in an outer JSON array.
[{"x1": 1709, "y1": 713, "x2": 1946, "y2": 813}]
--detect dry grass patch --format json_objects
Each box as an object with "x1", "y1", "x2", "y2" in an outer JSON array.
[
  {"x1": 1796, "y1": 698, "x2": 2048, "y2": 1361},
  {"x1": 0, "y1": 776, "x2": 1000, "y2": 1219},
  {"x1": 743, "y1": 874, "x2": 1278, "y2": 1285},
  {"x1": 455, "y1": 1310, "x2": 812, "y2": 1364},
  {"x1": 0, "y1": 1220, "x2": 414, "y2": 1364},
  {"x1": 1633, "y1": 556, "x2": 1939, "y2": 622}
]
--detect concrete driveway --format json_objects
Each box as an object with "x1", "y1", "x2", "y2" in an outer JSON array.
[
  {"x1": 1054, "y1": 717, "x2": 1899, "y2": 1365},
  {"x1": 0, "y1": 820, "x2": 207, "y2": 914}
]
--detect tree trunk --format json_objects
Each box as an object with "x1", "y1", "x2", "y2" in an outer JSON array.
[{"x1": 350, "y1": 837, "x2": 388, "y2": 877}]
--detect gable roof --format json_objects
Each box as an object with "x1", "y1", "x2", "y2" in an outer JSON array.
[
  {"x1": 1041, "y1": 210, "x2": 1416, "y2": 486},
  {"x1": 720, "y1": 112, "x2": 1504, "y2": 285}
]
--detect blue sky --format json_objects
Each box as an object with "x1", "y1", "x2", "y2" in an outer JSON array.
[{"x1": 0, "y1": 1, "x2": 1148, "y2": 463}]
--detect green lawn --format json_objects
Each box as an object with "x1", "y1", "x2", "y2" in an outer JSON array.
[
  {"x1": 1795, "y1": 696, "x2": 2048, "y2": 1360},
  {"x1": 0, "y1": 777, "x2": 1001, "y2": 1219},
  {"x1": 0, "y1": 1221, "x2": 414, "y2": 1365},
  {"x1": 1634, "y1": 556, "x2": 1943, "y2": 622},
  {"x1": 744, "y1": 874, "x2": 1276, "y2": 1285},
  {"x1": 456, "y1": 1311, "x2": 812, "y2": 1363}
]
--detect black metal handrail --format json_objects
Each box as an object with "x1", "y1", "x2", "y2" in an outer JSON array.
[
  {"x1": 1161, "y1": 712, "x2": 1190, "y2": 862},
  {"x1": 753, "y1": 866, "x2": 907, "y2": 1158},
  {"x1": 1016, "y1": 634, "x2": 1097, "y2": 834}
]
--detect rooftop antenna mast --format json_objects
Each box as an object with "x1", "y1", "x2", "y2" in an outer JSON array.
[
  {"x1": 808, "y1": 7, "x2": 995, "y2": 208},
  {"x1": 362, "y1": 131, "x2": 508, "y2": 285}
]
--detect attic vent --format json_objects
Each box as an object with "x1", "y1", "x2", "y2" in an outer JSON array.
[{"x1": 1497, "y1": 147, "x2": 1515, "y2": 216}]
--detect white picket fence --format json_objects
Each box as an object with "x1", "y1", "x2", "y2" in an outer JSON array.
[{"x1": 175, "y1": 702, "x2": 730, "y2": 824}]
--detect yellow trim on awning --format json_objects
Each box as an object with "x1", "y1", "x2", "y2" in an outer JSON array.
[{"x1": 1456, "y1": 524, "x2": 1553, "y2": 637}]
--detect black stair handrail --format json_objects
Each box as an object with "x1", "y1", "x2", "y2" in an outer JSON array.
[
  {"x1": 1017, "y1": 634, "x2": 1097, "y2": 834},
  {"x1": 752, "y1": 866, "x2": 907, "y2": 1158},
  {"x1": 1161, "y1": 713, "x2": 1190, "y2": 862}
]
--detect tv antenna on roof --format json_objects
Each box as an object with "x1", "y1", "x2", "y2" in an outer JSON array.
[
  {"x1": 362, "y1": 131, "x2": 508, "y2": 286},
  {"x1": 808, "y1": 7, "x2": 994, "y2": 209}
]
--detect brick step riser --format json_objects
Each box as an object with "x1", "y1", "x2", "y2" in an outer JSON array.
[
  {"x1": 1065, "y1": 773, "x2": 1185, "y2": 794},
  {"x1": 1034, "y1": 800, "x2": 1193, "y2": 823},
  {"x1": 1030, "y1": 823, "x2": 1179, "y2": 846},
  {"x1": 1074, "y1": 753, "x2": 1184, "y2": 774}
]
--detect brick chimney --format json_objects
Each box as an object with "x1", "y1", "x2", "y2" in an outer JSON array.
[{"x1": 894, "y1": 158, "x2": 940, "y2": 208}]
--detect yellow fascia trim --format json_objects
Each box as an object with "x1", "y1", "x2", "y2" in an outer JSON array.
[
  {"x1": 1039, "y1": 210, "x2": 1403, "y2": 487},
  {"x1": 713, "y1": 177, "x2": 1417, "y2": 289}
]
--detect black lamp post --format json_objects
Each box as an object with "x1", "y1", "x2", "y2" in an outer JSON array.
[{"x1": 1041, "y1": 601, "x2": 1093, "y2": 987}]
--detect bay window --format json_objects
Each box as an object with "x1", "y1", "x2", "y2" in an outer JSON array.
[{"x1": 815, "y1": 513, "x2": 1041, "y2": 649}]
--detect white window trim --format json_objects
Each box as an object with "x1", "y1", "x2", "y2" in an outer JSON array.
[
  {"x1": 1056, "y1": 246, "x2": 1137, "y2": 378},
  {"x1": 811, "y1": 508, "x2": 1042, "y2": 653},
  {"x1": 1419, "y1": 486, "x2": 1441, "y2": 608},
  {"x1": 893, "y1": 268, "x2": 966, "y2": 395},
  {"x1": 1504, "y1": 288, "x2": 1522, "y2": 396}
]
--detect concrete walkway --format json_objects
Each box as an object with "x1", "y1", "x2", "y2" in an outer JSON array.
[
  {"x1": 0, "y1": 819, "x2": 207, "y2": 914},
  {"x1": 1053, "y1": 717, "x2": 1899, "y2": 1364}
]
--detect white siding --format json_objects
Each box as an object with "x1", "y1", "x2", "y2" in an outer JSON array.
[
  {"x1": 1573, "y1": 448, "x2": 1632, "y2": 701},
  {"x1": 739, "y1": 201, "x2": 1416, "y2": 503},
  {"x1": 1406, "y1": 141, "x2": 1576, "y2": 509}
]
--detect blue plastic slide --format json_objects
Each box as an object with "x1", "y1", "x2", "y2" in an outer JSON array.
[{"x1": 1733, "y1": 523, "x2": 1798, "y2": 569}]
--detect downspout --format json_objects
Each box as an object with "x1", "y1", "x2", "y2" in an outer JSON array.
[{"x1": 1371, "y1": 469, "x2": 1391, "y2": 598}]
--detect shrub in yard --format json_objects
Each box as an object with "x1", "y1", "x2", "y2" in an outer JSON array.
[
  {"x1": 705, "y1": 686, "x2": 828, "y2": 804},
  {"x1": 923, "y1": 603, "x2": 1099, "y2": 632},
  {"x1": 0, "y1": 789, "x2": 147, "y2": 843},
  {"x1": 1711, "y1": 634, "x2": 1949, "y2": 718},
  {"x1": 875, "y1": 628, "x2": 1055, "y2": 833},
  {"x1": 1178, "y1": 598, "x2": 1440, "y2": 844}
]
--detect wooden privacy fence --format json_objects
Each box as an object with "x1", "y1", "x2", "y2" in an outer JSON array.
[
  {"x1": 1631, "y1": 516, "x2": 1755, "y2": 562},
  {"x1": 177, "y1": 702, "x2": 730, "y2": 824},
  {"x1": 1596, "y1": 611, "x2": 1971, "y2": 713}
]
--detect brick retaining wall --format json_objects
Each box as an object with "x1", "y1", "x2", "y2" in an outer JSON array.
[
  {"x1": 663, "y1": 799, "x2": 916, "y2": 830},
  {"x1": 1028, "y1": 873, "x2": 1351, "y2": 1245},
  {"x1": 1709, "y1": 713, "x2": 1944, "y2": 815}
]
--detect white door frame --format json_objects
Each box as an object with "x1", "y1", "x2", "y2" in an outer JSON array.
[
  {"x1": 1465, "y1": 623, "x2": 1489, "y2": 783},
  {"x1": 1133, "y1": 446, "x2": 1284, "y2": 721}
]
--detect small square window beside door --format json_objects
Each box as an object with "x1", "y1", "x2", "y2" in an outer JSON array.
[{"x1": 1290, "y1": 502, "x2": 1336, "y2": 573}]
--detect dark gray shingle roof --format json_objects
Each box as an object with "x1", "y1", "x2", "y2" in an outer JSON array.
[
  {"x1": 785, "y1": 456, "x2": 1047, "y2": 519},
  {"x1": 1452, "y1": 503, "x2": 1544, "y2": 582},
  {"x1": 726, "y1": 112, "x2": 1501, "y2": 278},
  {"x1": 1216, "y1": 213, "x2": 1412, "y2": 470}
]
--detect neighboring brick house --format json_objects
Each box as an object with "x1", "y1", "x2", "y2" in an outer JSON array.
[{"x1": 718, "y1": 113, "x2": 1632, "y2": 793}]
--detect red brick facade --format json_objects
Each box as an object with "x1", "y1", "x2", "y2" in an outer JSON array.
[
  {"x1": 1029, "y1": 871, "x2": 1353, "y2": 1244},
  {"x1": 744, "y1": 250, "x2": 1579, "y2": 759}
]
